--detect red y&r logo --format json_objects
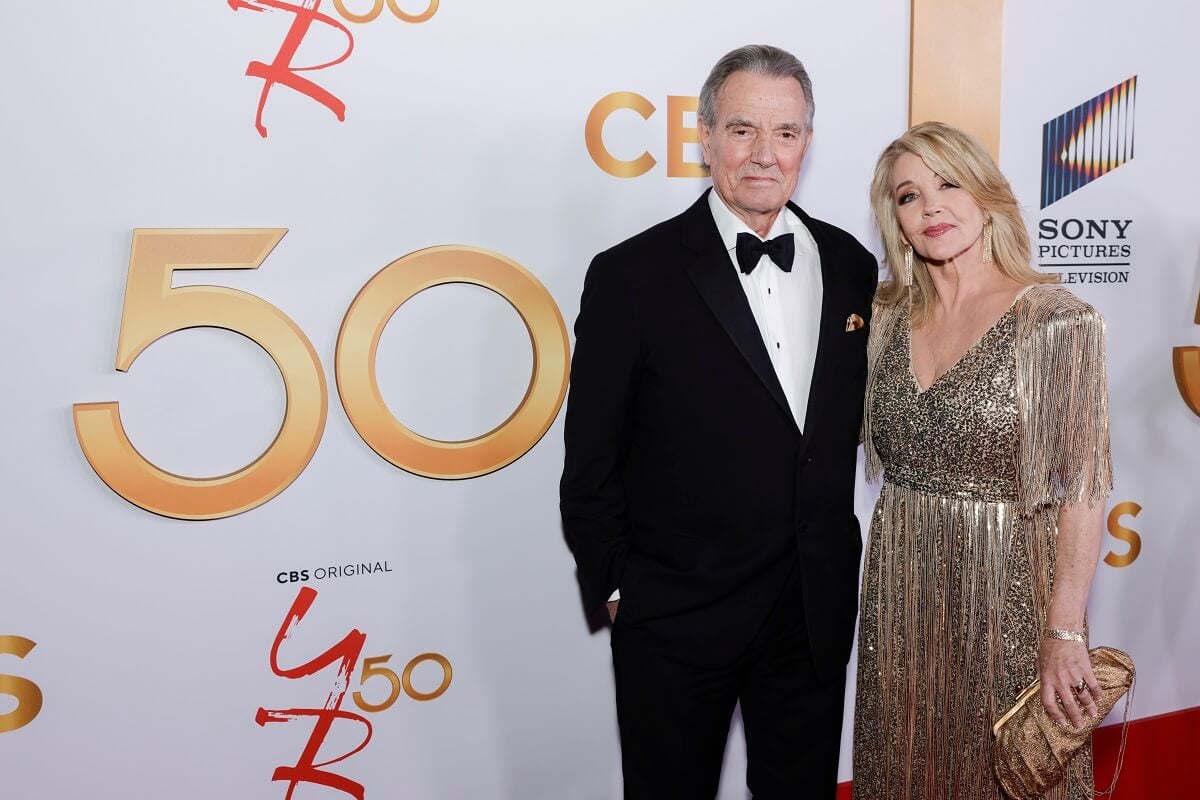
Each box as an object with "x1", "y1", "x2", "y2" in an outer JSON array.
[
  {"x1": 256, "y1": 586, "x2": 373, "y2": 799},
  {"x1": 228, "y1": 0, "x2": 440, "y2": 138},
  {"x1": 228, "y1": 0, "x2": 354, "y2": 138},
  {"x1": 256, "y1": 586, "x2": 454, "y2": 798}
]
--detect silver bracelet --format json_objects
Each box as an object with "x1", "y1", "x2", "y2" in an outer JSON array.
[{"x1": 1042, "y1": 627, "x2": 1086, "y2": 642}]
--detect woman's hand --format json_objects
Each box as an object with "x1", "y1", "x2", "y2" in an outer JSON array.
[{"x1": 1037, "y1": 637, "x2": 1101, "y2": 728}]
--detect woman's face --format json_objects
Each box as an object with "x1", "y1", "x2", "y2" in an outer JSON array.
[{"x1": 889, "y1": 152, "x2": 988, "y2": 266}]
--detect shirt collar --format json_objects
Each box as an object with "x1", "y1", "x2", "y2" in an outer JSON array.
[{"x1": 707, "y1": 189, "x2": 796, "y2": 252}]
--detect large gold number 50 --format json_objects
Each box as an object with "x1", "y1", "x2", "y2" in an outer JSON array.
[
  {"x1": 73, "y1": 229, "x2": 327, "y2": 520},
  {"x1": 336, "y1": 246, "x2": 569, "y2": 479},
  {"x1": 1174, "y1": 288, "x2": 1200, "y2": 417}
]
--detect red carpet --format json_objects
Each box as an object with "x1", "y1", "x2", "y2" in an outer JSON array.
[{"x1": 836, "y1": 704, "x2": 1199, "y2": 799}]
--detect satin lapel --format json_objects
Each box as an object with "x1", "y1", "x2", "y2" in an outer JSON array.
[
  {"x1": 794, "y1": 202, "x2": 842, "y2": 443},
  {"x1": 682, "y1": 193, "x2": 796, "y2": 429}
]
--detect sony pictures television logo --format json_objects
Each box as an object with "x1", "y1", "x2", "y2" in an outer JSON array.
[{"x1": 1037, "y1": 77, "x2": 1137, "y2": 285}]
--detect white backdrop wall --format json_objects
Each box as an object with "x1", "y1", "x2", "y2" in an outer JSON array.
[
  {"x1": 0, "y1": 2, "x2": 906, "y2": 798},
  {"x1": 1, "y1": 1, "x2": 1196, "y2": 798},
  {"x1": 1000, "y1": 0, "x2": 1200, "y2": 732}
]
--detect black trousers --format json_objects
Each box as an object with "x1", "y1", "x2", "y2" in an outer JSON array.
[{"x1": 610, "y1": 562, "x2": 845, "y2": 799}]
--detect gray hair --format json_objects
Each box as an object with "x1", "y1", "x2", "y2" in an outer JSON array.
[{"x1": 698, "y1": 44, "x2": 815, "y2": 130}]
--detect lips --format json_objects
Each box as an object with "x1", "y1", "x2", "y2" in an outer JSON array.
[{"x1": 923, "y1": 223, "x2": 954, "y2": 237}]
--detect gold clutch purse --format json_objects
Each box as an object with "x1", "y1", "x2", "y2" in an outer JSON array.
[{"x1": 992, "y1": 646, "x2": 1135, "y2": 800}]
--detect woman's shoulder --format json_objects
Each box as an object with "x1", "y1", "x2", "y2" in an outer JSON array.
[
  {"x1": 1015, "y1": 282, "x2": 1104, "y2": 325},
  {"x1": 871, "y1": 281, "x2": 910, "y2": 312},
  {"x1": 870, "y1": 287, "x2": 910, "y2": 329},
  {"x1": 1013, "y1": 283, "x2": 1106, "y2": 353}
]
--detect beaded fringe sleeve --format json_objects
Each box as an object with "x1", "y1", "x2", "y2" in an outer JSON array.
[
  {"x1": 863, "y1": 287, "x2": 1113, "y2": 514},
  {"x1": 861, "y1": 298, "x2": 902, "y2": 473}
]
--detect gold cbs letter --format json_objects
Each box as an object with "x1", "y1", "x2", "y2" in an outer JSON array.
[
  {"x1": 73, "y1": 230, "x2": 327, "y2": 520},
  {"x1": 0, "y1": 636, "x2": 43, "y2": 734},
  {"x1": 1173, "y1": 288, "x2": 1200, "y2": 417},
  {"x1": 666, "y1": 95, "x2": 708, "y2": 178},
  {"x1": 586, "y1": 93, "x2": 708, "y2": 178},
  {"x1": 586, "y1": 92, "x2": 657, "y2": 178},
  {"x1": 1103, "y1": 501, "x2": 1142, "y2": 568},
  {"x1": 336, "y1": 246, "x2": 569, "y2": 479}
]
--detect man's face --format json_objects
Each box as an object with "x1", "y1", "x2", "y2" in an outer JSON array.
[{"x1": 699, "y1": 71, "x2": 812, "y2": 234}]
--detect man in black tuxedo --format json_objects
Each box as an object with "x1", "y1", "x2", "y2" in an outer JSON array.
[{"x1": 560, "y1": 44, "x2": 877, "y2": 798}]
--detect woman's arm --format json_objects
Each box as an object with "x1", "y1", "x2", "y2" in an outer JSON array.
[{"x1": 1038, "y1": 499, "x2": 1105, "y2": 727}]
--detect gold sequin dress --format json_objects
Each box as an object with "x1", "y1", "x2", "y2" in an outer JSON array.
[{"x1": 853, "y1": 284, "x2": 1112, "y2": 800}]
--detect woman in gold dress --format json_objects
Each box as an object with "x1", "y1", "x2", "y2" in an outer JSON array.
[{"x1": 853, "y1": 122, "x2": 1112, "y2": 799}]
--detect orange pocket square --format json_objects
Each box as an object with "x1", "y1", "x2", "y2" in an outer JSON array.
[{"x1": 845, "y1": 313, "x2": 864, "y2": 332}]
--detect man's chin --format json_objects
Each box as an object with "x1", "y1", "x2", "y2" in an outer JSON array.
[
  {"x1": 738, "y1": 177, "x2": 788, "y2": 192},
  {"x1": 732, "y1": 191, "x2": 787, "y2": 215}
]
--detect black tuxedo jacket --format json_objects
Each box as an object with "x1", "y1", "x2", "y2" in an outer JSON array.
[{"x1": 560, "y1": 190, "x2": 877, "y2": 679}]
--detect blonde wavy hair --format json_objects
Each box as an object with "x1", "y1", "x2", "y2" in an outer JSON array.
[{"x1": 870, "y1": 122, "x2": 1056, "y2": 323}]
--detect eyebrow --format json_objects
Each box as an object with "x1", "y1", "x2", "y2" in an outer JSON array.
[
  {"x1": 893, "y1": 179, "x2": 914, "y2": 193},
  {"x1": 723, "y1": 117, "x2": 807, "y2": 132}
]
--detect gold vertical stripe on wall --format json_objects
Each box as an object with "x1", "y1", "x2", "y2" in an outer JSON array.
[{"x1": 910, "y1": 0, "x2": 1004, "y2": 158}]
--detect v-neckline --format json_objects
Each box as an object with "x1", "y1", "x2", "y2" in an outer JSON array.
[{"x1": 908, "y1": 285, "x2": 1033, "y2": 395}]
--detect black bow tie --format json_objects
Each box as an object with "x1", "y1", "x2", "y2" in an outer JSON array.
[{"x1": 735, "y1": 232, "x2": 794, "y2": 275}]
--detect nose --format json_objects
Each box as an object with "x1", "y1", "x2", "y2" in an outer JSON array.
[
  {"x1": 750, "y1": 135, "x2": 776, "y2": 168},
  {"x1": 922, "y1": 197, "x2": 943, "y2": 216}
]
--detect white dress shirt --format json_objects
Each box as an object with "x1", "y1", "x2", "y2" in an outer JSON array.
[
  {"x1": 707, "y1": 190, "x2": 823, "y2": 431},
  {"x1": 609, "y1": 192, "x2": 823, "y2": 604}
]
